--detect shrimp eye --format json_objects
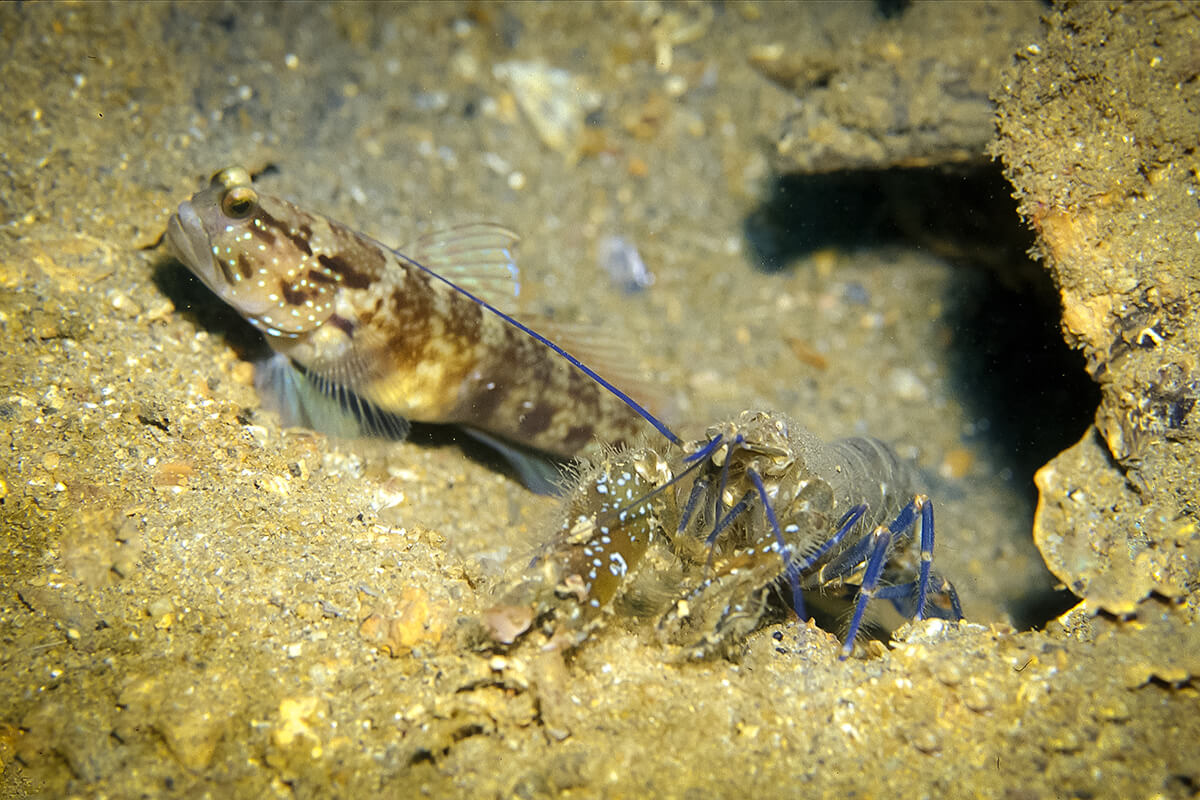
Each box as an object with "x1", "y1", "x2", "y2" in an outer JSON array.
[{"x1": 222, "y1": 185, "x2": 258, "y2": 218}]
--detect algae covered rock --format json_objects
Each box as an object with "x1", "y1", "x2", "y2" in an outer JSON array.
[{"x1": 991, "y1": 1, "x2": 1200, "y2": 612}]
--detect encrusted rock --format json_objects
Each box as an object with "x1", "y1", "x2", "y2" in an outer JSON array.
[
  {"x1": 759, "y1": 1, "x2": 1043, "y2": 173},
  {"x1": 993, "y1": 1, "x2": 1200, "y2": 613}
]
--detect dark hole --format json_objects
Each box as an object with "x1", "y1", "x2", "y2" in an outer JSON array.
[
  {"x1": 874, "y1": 0, "x2": 912, "y2": 20},
  {"x1": 743, "y1": 163, "x2": 1099, "y2": 630}
]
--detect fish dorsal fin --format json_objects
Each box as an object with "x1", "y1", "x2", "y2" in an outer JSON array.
[
  {"x1": 402, "y1": 223, "x2": 522, "y2": 311},
  {"x1": 515, "y1": 314, "x2": 672, "y2": 424}
]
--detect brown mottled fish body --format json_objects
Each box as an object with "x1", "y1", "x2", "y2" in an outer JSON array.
[{"x1": 166, "y1": 166, "x2": 654, "y2": 458}]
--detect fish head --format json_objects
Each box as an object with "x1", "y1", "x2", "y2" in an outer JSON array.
[{"x1": 167, "y1": 166, "x2": 338, "y2": 338}]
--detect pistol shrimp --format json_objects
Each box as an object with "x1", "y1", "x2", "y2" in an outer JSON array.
[
  {"x1": 484, "y1": 407, "x2": 962, "y2": 660},
  {"x1": 656, "y1": 410, "x2": 962, "y2": 659}
]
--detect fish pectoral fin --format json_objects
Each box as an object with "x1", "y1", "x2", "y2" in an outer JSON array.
[
  {"x1": 400, "y1": 223, "x2": 522, "y2": 311},
  {"x1": 301, "y1": 365, "x2": 413, "y2": 440},
  {"x1": 256, "y1": 353, "x2": 412, "y2": 441}
]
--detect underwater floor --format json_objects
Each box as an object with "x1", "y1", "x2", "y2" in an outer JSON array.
[{"x1": 1, "y1": 2, "x2": 1197, "y2": 797}]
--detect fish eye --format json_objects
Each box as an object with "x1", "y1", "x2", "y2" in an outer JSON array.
[{"x1": 221, "y1": 186, "x2": 258, "y2": 219}]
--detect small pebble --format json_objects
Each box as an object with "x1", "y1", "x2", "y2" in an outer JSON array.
[
  {"x1": 597, "y1": 235, "x2": 654, "y2": 293},
  {"x1": 888, "y1": 367, "x2": 929, "y2": 403},
  {"x1": 495, "y1": 61, "x2": 597, "y2": 154},
  {"x1": 1048, "y1": 728, "x2": 1081, "y2": 753},
  {"x1": 933, "y1": 661, "x2": 962, "y2": 687},
  {"x1": 109, "y1": 291, "x2": 142, "y2": 317},
  {"x1": 1093, "y1": 696, "x2": 1130, "y2": 722},
  {"x1": 908, "y1": 727, "x2": 943, "y2": 754},
  {"x1": 940, "y1": 448, "x2": 974, "y2": 479},
  {"x1": 786, "y1": 337, "x2": 828, "y2": 370},
  {"x1": 962, "y1": 682, "x2": 993, "y2": 713},
  {"x1": 843, "y1": 282, "x2": 870, "y2": 305}
]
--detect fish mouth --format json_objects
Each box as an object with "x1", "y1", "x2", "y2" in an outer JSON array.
[{"x1": 166, "y1": 201, "x2": 221, "y2": 294}]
